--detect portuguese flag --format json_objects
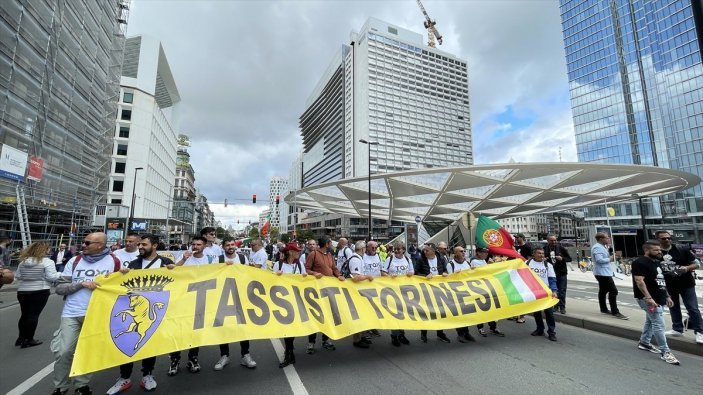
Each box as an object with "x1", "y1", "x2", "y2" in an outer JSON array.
[
  {"x1": 494, "y1": 268, "x2": 548, "y2": 305},
  {"x1": 475, "y1": 215, "x2": 524, "y2": 260}
]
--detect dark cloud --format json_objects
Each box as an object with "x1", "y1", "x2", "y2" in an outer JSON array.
[{"x1": 128, "y1": 0, "x2": 575, "y2": 226}]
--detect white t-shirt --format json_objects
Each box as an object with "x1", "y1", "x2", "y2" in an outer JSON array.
[
  {"x1": 184, "y1": 254, "x2": 213, "y2": 266},
  {"x1": 527, "y1": 259, "x2": 555, "y2": 286},
  {"x1": 204, "y1": 244, "x2": 224, "y2": 262},
  {"x1": 336, "y1": 246, "x2": 354, "y2": 270},
  {"x1": 383, "y1": 255, "x2": 414, "y2": 276},
  {"x1": 427, "y1": 257, "x2": 439, "y2": 274},
  {"x1": 250, "y1": 248, "x2": 269, "y2": 270},
  {"x1": 222, "y1": 253, "x2": 249, "y2": 265},
  {"x1": 274, "y1": 260, "x2": 306, "y2": 274},
  {"x1": 114, "y1": 248, "x2": 139, "y2": 269},
  {"x1": 469, "y1": 258, "x2": 487, "y2": 268},
  {"x1": 62, "y1": 255, "x2": 118, "y2": 317},
  {"x1": 446, "y1": 259, "x2": 471, "y2": 274},
  {"x1": 361, "y1": 253, "x2": 383, "y2": 277}
]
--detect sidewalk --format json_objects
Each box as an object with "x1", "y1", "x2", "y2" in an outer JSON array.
[{"x1": 556, "y1": 269, "x2": 703, "y2": 357}]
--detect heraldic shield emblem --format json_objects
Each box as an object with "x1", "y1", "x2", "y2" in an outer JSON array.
[{"x1": 110, "y1": 274, "x2": 174, "y2": 357}]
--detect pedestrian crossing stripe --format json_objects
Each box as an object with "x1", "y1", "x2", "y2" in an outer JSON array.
[{"x1": 494, "y1": 268, "x2": 548, "y2": 305}]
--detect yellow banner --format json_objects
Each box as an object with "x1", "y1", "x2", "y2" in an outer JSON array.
[{"x1": 71, "y1": 259, "x2": 556, "y2": 375}]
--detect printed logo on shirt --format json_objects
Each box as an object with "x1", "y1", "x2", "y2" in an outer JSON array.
[{"x1": 73, "y1": 268, "x2": 114, "y2": 283}]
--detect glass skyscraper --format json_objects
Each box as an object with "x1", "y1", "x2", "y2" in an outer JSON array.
[{"x1": 560, "y1": 0, "x2": 703, "y2": 242}]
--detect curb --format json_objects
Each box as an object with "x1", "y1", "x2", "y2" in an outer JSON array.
[{"x1": 555, "y1": 314, "x2": 703, "y2": 357}]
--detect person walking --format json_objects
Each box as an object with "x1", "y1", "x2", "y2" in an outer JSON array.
[
  {"x1": 15, "y1": 241, "x2": 61, "y2": 348},
  {"x1": 446, "y1": 246, "x2": 476, "y2": 343},
  {"x1": 382, "y1": 241, "x2": 414, "y2": 347},
  {"x1": 52, "y1": 232, "x2": 121, "y2": 395},
  {"x1": 470, "y1": 248, "x2": 506, "y2": 337},
  {"x1": 51, "y1": 243, "x2": 73, "y2": 273},
  {"x1": 544, "y1": 235, "x2": 572, "y2": 314},
  {"x1": 655, "y1": 231, "x2": 703, "y2": 344},
  {"x1": 106, "y1": 234, "x2": 174, "y2": 394},
  {"x1": 415, "y1": 244, "x2": 451, "y2": 343},
  {"x1": 527, "y1": 247, "x2": 558, "y2": 341},
  {"x1": 631, "y1": 240, "x2": 680, "y2": 365},
  {"x1": 277, "y1": 242, "x2": 308, "y2": 368},
  {"x1": 591, "y1": 232, "x2": 628, "y2": 320}
]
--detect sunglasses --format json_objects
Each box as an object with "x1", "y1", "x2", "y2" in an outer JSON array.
[
  {"x1": 658, "y1": 237, "x2": 671, "y2": 240},
  {"x1": 82, "y1": 241, "x2": 100, "y2": 246}
]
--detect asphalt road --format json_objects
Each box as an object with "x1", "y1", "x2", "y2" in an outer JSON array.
[{"x1": 1, "y1": 293, "x2": 702, "y2": 395}]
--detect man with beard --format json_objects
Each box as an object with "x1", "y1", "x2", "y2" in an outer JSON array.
[
  {"x1": 544, "y1": 235, "x2": 572, "y2": 314},
  {"x1": 655, "y1": 231, "x2": 703, "y2": 344},
  {"x1": 631, "y1": 241, "x2": 680, "y2": 365},
  {"x1": 213, "y1": 237, "x2": 257, "y2": 371},
  {"x1": 106, "y1": 234, "x2": 174, "y2": 394},
  {"x1": 113, "y1": 233, "x2": 140, "y2": 269}
]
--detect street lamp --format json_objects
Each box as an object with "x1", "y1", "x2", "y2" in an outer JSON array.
[
  {"x1": 128, "y1": 167, "x2": 144, "y2": 233},
  {"x1": 359, "y1": 139, "x2": 379, "y2": 241}
]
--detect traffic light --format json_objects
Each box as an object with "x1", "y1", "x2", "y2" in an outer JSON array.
[
  {"x1": 252, "y1": 194, "x2": 256, "y2": 204},
  {"x1": 275, "y1": 195, "x2": 280, "y2": 205},
  {"x1": 224, "y1": 198, "x2": 228, "y2": 207}
]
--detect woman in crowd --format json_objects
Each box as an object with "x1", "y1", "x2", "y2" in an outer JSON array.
[
  {"x1": 15, "y1": 241, "x2": 61, "y2": 348},
  {"x1": 276, "y1": 242, "x2": 307, "y2": 368}
]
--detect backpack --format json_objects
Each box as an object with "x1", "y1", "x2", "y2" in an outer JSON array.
[
  {"x1": 341, "y1": 255, "x2": 361, "y2": 278},
  {"x1": 277, "y1": 260, "x2": 302, "y2": 274},
  {"x1": 71, "y1": 254, "x2": 121, "y2": 274}
]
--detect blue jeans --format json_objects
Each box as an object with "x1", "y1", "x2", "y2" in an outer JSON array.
[
  {"x1": 667, "y1": 286, "x2": 703, "y2": 334},
  {"x1": 636, "y1": 299, "x2": 669, "y2": 353},
  {"x1": 556, "y1": 274, "x2": 568, "y2": 309},
  {"x1": 533, "y1": 308, "x2": 555, "y2": 334}
]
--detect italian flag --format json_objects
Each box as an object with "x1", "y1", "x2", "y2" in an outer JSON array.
[{"x1": 494, "y1": 268, "x2": 548, "y2": 305}]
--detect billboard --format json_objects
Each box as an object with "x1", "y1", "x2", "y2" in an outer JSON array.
[
  {"x1": 130, "y1": 218, "x2": 148, "y2": 231},
  {"x1": 0, "y1": 144, "x2": 28, "y2": 181},
  {"x1": 27, "y1": 155, "x2": 44, "y2": 182}
]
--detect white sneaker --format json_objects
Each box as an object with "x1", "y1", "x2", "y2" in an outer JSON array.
[
  {"x1": 140, "y1": 375, "x2": 157, "y2": 391},
  {"x1": 696, "y1": 332, "x2": 703, "y2": 344},
  {"x1": 661, "y1": 351, "x2": 680, "y2": 365},
  {"x1": 213, "y1": 355, "x2": 230, "y2": 371},
  {"x1": 664, "y1": 330, "x2": 684, "y2": 337},
  {"x1": 106, "y1": 378, "x2": 132, "y2": 395},
  {"x1": 241, "y1": 353, "x2": 257, "y2": 369}
]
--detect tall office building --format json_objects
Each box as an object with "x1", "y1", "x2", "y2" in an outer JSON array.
[
  {"x1": 560, "y1": 0, "x2": 703, "y2": 241},
  {"x1": 268, "y1": 176, "x2": 288, "y2": 230},
  {"x1": 301, "y1": 17, "x2": 472, "y2": 187},
  {"x1": 0, "y1": 1, "x2": 129, "y2": 241},
  {"x1": 109, "y1": 35, "x2": 180, "y2": 222}
]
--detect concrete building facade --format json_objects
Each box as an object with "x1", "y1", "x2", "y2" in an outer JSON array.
[{"x1": 108, "y1": 35, "x2": 180, "y2": 222}]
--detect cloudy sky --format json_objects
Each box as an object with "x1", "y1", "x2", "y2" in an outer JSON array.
[{"x1": 128, "y1": 0, "x2": 577, "y2": 228}]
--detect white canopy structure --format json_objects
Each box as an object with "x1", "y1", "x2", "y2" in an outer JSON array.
[{"x1": 285, "y1": 163, "x2": 700, "y2": 222}]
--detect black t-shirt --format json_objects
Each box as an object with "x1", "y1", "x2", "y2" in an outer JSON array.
[
  {"x1": 128, "y1": 255, "x2": 174, "y2": 270},
  {"x1": 631, "y1": 256, "x2": 668, "y2": 305},
  {"x1": 516, "y1": 243, "x2": 533, "y2": 260},
  {"x1": 660, "y1": 244, "x2": 697, "y2": 289}
]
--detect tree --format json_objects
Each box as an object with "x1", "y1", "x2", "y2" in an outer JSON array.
[
  {"x1": 280, "y1": 233, "x2": 290, "y2": 243},
  {"x1": 296, "y1": 228, "x2": 314, "y2": 242},
  {"x1": 216, "y1": 226, "x2": 229, "y2": 239},
  {"x1": 249, "y1": 227, "x2": 259, "y2": 238},
  {"x1": 270, "y1": 227, "x2": 280, "y2": 241}
]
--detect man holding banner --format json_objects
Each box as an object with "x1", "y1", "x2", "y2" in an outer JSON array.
[
  {"x1": 305, "y1": 236, "x2": 345, "y2": 354},
  {"x1": 527, "y1": 247, "x2": 559, "y2": 341},
  {"x1": 447, "y1": 246, "x2": 476, "y2": 343},
  {"x1": 383, "y1": 241, "x2": 415, "y2": 347},
  {"x1": 107, "y1": 234, "x2": 174, "y2": 394}
]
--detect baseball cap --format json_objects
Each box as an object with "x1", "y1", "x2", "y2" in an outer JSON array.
[{"x1": 476, "y1": 247, "x2": 489, "y2": 253}]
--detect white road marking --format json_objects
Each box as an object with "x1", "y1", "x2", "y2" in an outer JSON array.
[
  {"x1": 270, "y1": 339, "x2": 309, "y2": 395},
  {"x1": 7, "y1": 361, "x2": 55, "y2": 395}
]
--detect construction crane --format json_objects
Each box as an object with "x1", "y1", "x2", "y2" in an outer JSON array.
[{"x1": 416, "y1": 0, "x2": 443, "y2": 48}]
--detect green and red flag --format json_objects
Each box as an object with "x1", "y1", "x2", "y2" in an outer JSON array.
[
  {"x1": 475, "y1": 215, "x2": 524, "y2": 260},
  {"x1": 261, "y1": 212, "x2": 271, "y2": 237}
]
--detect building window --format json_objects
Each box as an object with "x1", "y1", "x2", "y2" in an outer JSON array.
[
  {"x1": 121, "y1": 109, "x2": 132, "y2": 121},
  {"x1": 117, "y1": 144, "x2": 128, "y2": 156},
  {"x1": 123, "y1": 92, "x2": 133, "y2": 103},
  {"x1": 119, "y1": 126, "x2": 129, "y2": 138},
  {"x1": 114, "y1": 162, "x2": 126, "y2": 174},
  {"x1": 113, "y1": 180, "x2": 124, "y2": 192},
  {"x1": 111, "y1": 199, "x2": 122, "y2": 204}
]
